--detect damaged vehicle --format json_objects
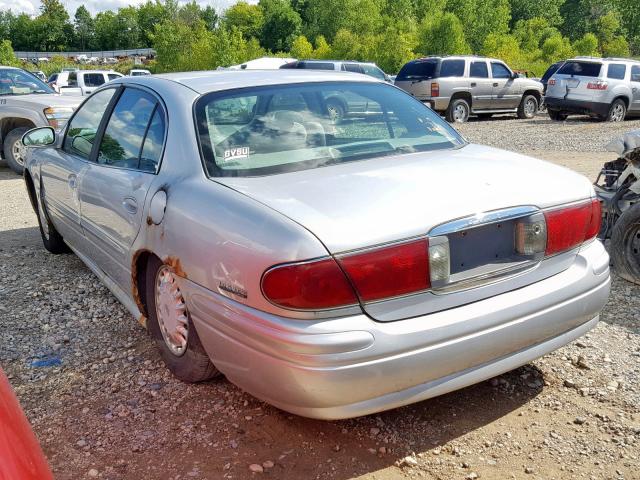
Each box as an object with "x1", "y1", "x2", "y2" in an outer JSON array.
[
  {"x1": 21, "y1": 71, "x2": 610, "y2": 420},
  {"x1": 595, "y1": 130, "x2": 640, "y2": 283}
]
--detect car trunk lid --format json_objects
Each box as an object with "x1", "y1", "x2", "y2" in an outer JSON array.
[{"x1": 546, "y1": 60, "x2": 603, "y2": 102}]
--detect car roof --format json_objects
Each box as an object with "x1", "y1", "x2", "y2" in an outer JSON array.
[
  {"x1": 567, "y1": 57, "x2": 640, "y2": 64},
  {"x1": 149, "y1": 69, "x2": 379, "y2": 94}
]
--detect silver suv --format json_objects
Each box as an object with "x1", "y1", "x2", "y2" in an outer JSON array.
[
  {"x1": 545, "y1": 57, "x2": 640, "y2": 122},
  {"x1": 394, "y1": 56, "x2": 543, "y2": 122}
]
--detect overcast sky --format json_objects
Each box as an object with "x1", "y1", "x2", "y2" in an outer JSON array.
[{"x1": 0, "y1": 0, "x2": 245, "y2": 16}]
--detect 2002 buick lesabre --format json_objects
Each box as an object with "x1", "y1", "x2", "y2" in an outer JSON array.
[{"x1": 22, "y1": 70, "x2": 610, "y2": 419}]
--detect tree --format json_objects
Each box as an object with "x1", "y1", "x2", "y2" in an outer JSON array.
[
  {"x1": 289, "y1": 34, "x2": 314, "y2": 58},
  {"x1": 313, "y1": 35, "x2": 331, "y2": 58},
  {"x1": 34, "y1": 0, "x2": 73, "y2": 51},
  {"x1": 0, "y1": 40, "x2": 19, "y2": 66},
  {"x1": 330, "y1": 29, "x2": 361, "y2": 60},
  {"x1": 259, "y1": 0, "x2": 302, "y2": 52},
  {"x1": 416, "y1": 12, "x2": 469, "y2": 56},
  {"x1": 94, "y1": 11, "x2": 119, "y2": 50},
  {"x1": 541, "y1": 33, "x2": 575, "y2": 63},
  {"x1": 201, "y1": 6, "x2": 218, "y2": 31},
  {"x1": 74, "y1": 6, "x2": 94, "y2": 50},
  {"x1": 224, "y1": 1, "x2": 264, "y2": 39},
  {"x1": 509, "y1": 0, "x2": 564, "y2": 26},
  {"x1": 559, "y1": 0, "x2": 617, "y2": 40},
  {"x1": 446, "y1": 0, "x2": 511, "y2": 52},
  {"x1": 573, "y1": 32, "x2": 599, "y2": 56},
  {"x1": 137, "y1": 1, "x2": 172, "y2": 47},
  {"x1": 481, "y1": 33, "x2": 522, "y2": 66},
  {"x1": 303, "y1": 0, "x2": 383, "y2": 41},
  {"x1": 116, "y1": 7, "x2": 140, "y2": 49}
]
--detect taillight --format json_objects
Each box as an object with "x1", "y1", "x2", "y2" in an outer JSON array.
[
  {"x1": 544, "y1": 199, "x2": 601, "y2": 255},
  {"x1": 431, "y1": 82, "x2": 439, "y2": 97},
  {"x1": 587, "y1": 81, "x2": 607, "y2": 90},
  {"x1": 548, "y1": 79, "x2": 556, "y2": 86},
  {"x1": 261, "y1": 258, "x2": 357, "y2": 309},
  {"x1": 337, "y1": 240, "x2": 429, "y2": 302}
]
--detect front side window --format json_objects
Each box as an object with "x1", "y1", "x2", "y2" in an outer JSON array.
[
  {"x1": 440, "y1": 60, "x2": 465, "y2": 77},
  {"x1": 607, "y1": 64, "x2": 626, "y2": 80},
  {"x1": 97, "y1": 88, "x2": 159, "y2": 170},
  {"x1": 0, "y1": 68, "x2": 54, "y2": 96},
  {"x1": 470, "y1": 61, "x2": 488, "y2": 78},
  {"x1": 68, "y1": 72, "x2": 78, "y2": 87},
  {"x1": 491, "y1": 62, "x2": 512, "y2": 79},
  {"x1": 343, "y1": 63, "x2": 364, "y2": 74},
  {"x1": 195, "y1": 82, "x2": 465, "y2": 177},
  {"x1": 632, "y1": 65, "x2": 640, "y2": 83},
  {"x1": 83, "y1": 73, "x2": 106, "y2": 87},
  {"x1": 63, "y1": 88, "x2": 117, "y2": 159},
  {"x1": 361, "y1": 64, "x2": 386, "y2": 80}
]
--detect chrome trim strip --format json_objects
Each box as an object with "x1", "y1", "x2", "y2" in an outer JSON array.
[{"x1": 429, "y1": 206, "x2": 539, "y2": 236}]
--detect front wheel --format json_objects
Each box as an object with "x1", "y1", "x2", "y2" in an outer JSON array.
[
  {"x1": 610, "y1": 203, "x2": 640, "y2": 284},
  {"x1": 445, "y1": 98, "x2": 470, "y2": 123},
  {"x1": 35, "y1": 186, "x2": 70, "y2": 254},
  {"x1": 517, "y1": 94, "x2": 538, "y2": 119},
  {"x1": 606, "y1": 99, "x2": 626, "y2": 122},
  {"x1": 145, "y1": 256, "x2": 220, "y2": 382},
  {"x1": 3, "y1": 127, "x2": 30, "y2": 175}
]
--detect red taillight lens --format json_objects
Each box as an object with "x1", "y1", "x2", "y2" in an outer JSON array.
[
  {"x1": 262, "y1": 258, "x2": 357, "y2": 309},
  {"x1": 338, "y1": 240, "x2": 429, "y2": 302},
  {"x1": 548, "y1": 79, "x2": 556, "y2": 86},
  {"x1": 544, "y1": 199, "x2": 601, "y2": 256},
  {"x1": 431, "y1": 82, "x2": 439, "y2": 97},
  {"x1": 587, "y1": 81, "x2": 608, "y2": 90}
]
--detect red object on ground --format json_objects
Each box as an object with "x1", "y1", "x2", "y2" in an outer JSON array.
[{"x1": 0, "y1": 367, "x2": 53, "y2": 480}]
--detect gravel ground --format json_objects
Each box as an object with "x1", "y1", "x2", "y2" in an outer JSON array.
[{"x1": 1, "y1": 115, "x2": 640, "y2": 480}]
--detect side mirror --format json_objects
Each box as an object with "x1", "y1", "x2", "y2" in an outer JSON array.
[
  {"x1": 384, "y1": 74, "x2": 392, "y2": 83},
  {"x1": 22, "y1": 127, "x2": 55, "y2": 148}
]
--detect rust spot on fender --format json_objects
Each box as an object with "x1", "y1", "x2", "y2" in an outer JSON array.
[
  {"x1": 131, "y1": 249, "x2": 150, "y2": 318},
  {"x1": 164, "y1": 256, "x2": 187, "y2": 279},
  {"x1": 138, "y1": 314, "x2": 148, "y2": 329},
  {"x1": 146, "y1": 216, "x2": 153, "y2": 226}
]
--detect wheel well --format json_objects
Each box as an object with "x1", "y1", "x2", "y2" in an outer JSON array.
[
  {"x1": 0, "y1": 118, "x2": 36, "y2": 145},
  {"x1": 612, "y1": 96, "x2": 629, "y2": 108},
  {"x1": 450, "y1": 92, "x2": 472, "y2": 107},
  {"x1": 523, "y1": 90, "x2": 541, "y2": 102},
  {"x1": 23, "y1": 170, "x2": 38, "y2": 214},
  {"x1": 132, "y1": 250, "x2": 156, "y2": 319}
]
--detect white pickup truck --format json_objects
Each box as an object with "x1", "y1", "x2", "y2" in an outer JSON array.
[{"x1": 0, "y1": 66, "x2": 81, "y2": 174}]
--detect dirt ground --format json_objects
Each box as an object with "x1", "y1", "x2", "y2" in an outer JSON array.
[{"x1": 1, "y1": 116, "x2": 639, "y2": 480}]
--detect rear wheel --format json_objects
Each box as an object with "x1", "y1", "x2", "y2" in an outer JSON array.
[
  {"x1": 3, "y1": 127, "x2": 30, "y2": 175},
  {"x1": 611, "y1": 203, "x2": 640, "y2": 284},
  {"x1": 517, "y1": 94, "x2": 538, "y2": 119},
  {"x1": 606, "y1": 99, "x2": 626, "y2": 122},
  {"x1": 326, "y1": 100, "x2": 345, "y2": 123},
  {"x1": 445, "y1": 98, "x2": 470, "y2": 123},
  {"x1": 145, "y1": 256, "x2": 219, "y2": 382},
  {"x1": 548, "y1": 109, "x2": 567, "y2": 121}
]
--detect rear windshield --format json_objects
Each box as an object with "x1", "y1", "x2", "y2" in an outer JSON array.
[
  {"x1": 557, "y1": 61, "x2": 602, "y2": 77},
  {"x1": 195, "y1": 82, "x2": 464, "y2": 177},
  {"x1": 541, "y1": 62, "x2": 561, "y2": 82},
  {"x1": 396, "y1": 60, "x2": 438, "y2": 81},
  {"x1": 284, "y1": 62, "x2": 335, "y2": 70}
]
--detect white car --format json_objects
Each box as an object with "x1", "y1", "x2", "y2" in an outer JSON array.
[{"x1": 51, "y1": 70, "x2": 124, "y2": 96}]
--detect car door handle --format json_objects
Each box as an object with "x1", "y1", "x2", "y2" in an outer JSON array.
[
  {"x1": 470, "y1": 82, "x2": 477, "y2": 87},
  {"x1": 68, "y1": 174, "x2": 77, "y2": 189},
  {"x1": 122, "y1": 197, "x2": 138, "y2": 214},
  {"x1": 493, "y1": 83, "x2": 499, "y2": 87}
]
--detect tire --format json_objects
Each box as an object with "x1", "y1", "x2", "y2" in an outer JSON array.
[
  {"x1": 35, "y1": 185, "x2": 70, "y2": 254},
  {"x1": 445, "y1": 98, "x2": 470, "y2": 123},
  {"x1": 3, "y1": 127, "x2": 30, "y2": 175},
  {"x1": 548, "y1": 109, "x2": 567, "y2": 121},
  {"x1": 326, "y1": 100, "x2": 345, "y2": 123},
  {"x1": 145, "y1": 256, "x2": 219, "y2": 383},
  {"x1": 610, "y1": 203, "x2": 640, "y2": 284},
  {"x1": 517, "y1": 94, "x2": 538, "y2": 119},
  {"x1": 606, "y1": 99, "x2": 626, "y2": 122}
]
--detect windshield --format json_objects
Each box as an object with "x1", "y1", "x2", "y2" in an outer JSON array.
[
  {"x1": 195, "y1": 81, "x2": 465, "y2": 177},
  {"x1": 557, "y1": 61, "x2": 602, "y2": 77},
  {"x1": 0, "y1": 68, "x2": 54, "y2": 96},
  {"x1": 396, "y1": 60, "x2": 438, "y2": 81}
]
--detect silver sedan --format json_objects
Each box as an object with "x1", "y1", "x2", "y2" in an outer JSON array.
[{"x1": 22, "y1": 70, "x2": 610, "y2": 419}]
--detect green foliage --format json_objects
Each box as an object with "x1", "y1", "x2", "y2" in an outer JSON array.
[
  {"x1": 0, "y1": 40, "x2": 19, "y2": 66},
  {"x1": 573, "y1": 33, "x2": 599, "y2": 56},
  {"x1": 289, "y1": 35, "x2": 314, "y2": 59},
  {"x1": 259, "y1": 0, "x2": 302, "y2": 52},
  {"x1": 446, "y1": 0, "x2": 511, "y2": 52},
  {"x1": 482, "y1": 33, "x2": 522, "y2": 66},
  {"x1": 417, "y1": 12, "x2": 470, "y2": 56},
  {"x1": 224, "y1": 1, "x2": 264, "y2": 39},
  {"x1": 509, "y1": 0, "x2": 564, "y2": 26},
  {"x1": 541, "y1": 34, "x2": 575, "y2": 63}
]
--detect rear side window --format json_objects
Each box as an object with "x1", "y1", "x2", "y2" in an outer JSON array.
[
  {"x1": 361, "y1": 64, "x2": 386, "y2": 80},
  {"x1": 557, "y1": 61, "x2": 602, "y2": 77},
  {"x1": 607, "y1": 64, "x2": 626, "y2": 80},
  {"x1": 64, "y1": 88, "x2": 116, "y2": 159},
  {"x1": 440, "y1": 60, "x2": 465, "y2": 77},
  {"x1": 491, "y1": 63, "x2": 511, "y2": 79},
  {"x1": 396, "y1": 60, "x2": 438, "y2": 81},
  {"x1": 83, "y1": 73, "x2": 105, "y2": 87},
  {"x1": 343, "y1": 63, "x2": 364, "y2": 74},
  {"x1": 139, "y1": 108, "x2": 166, "y2": 173},
  {"x1": 298, "y1": 62, "x2": 335, "y2": 70},
  {"x1": 68, "y1": 72, "x2": 78, "y2": 87},
  {"x1": 470, "y1": 61, "x2": 488, "y2": 78},
  {"x1": 97, "y1": 88, "x2": 160, "y2": 171},
  {"x1": 108, "y1": 73, "x2": 121, "y2": 81},
  {"x1": 632, "y1": 65, "x2": 640, "y2": 82}
]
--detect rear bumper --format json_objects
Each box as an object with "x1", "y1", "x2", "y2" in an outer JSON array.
[
  {"x1": 183, "y1": 241, "x2": 610, "y2": 419},
  {"x1": 544, "y1": 96, "x2": 610, "y2": 117}
]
